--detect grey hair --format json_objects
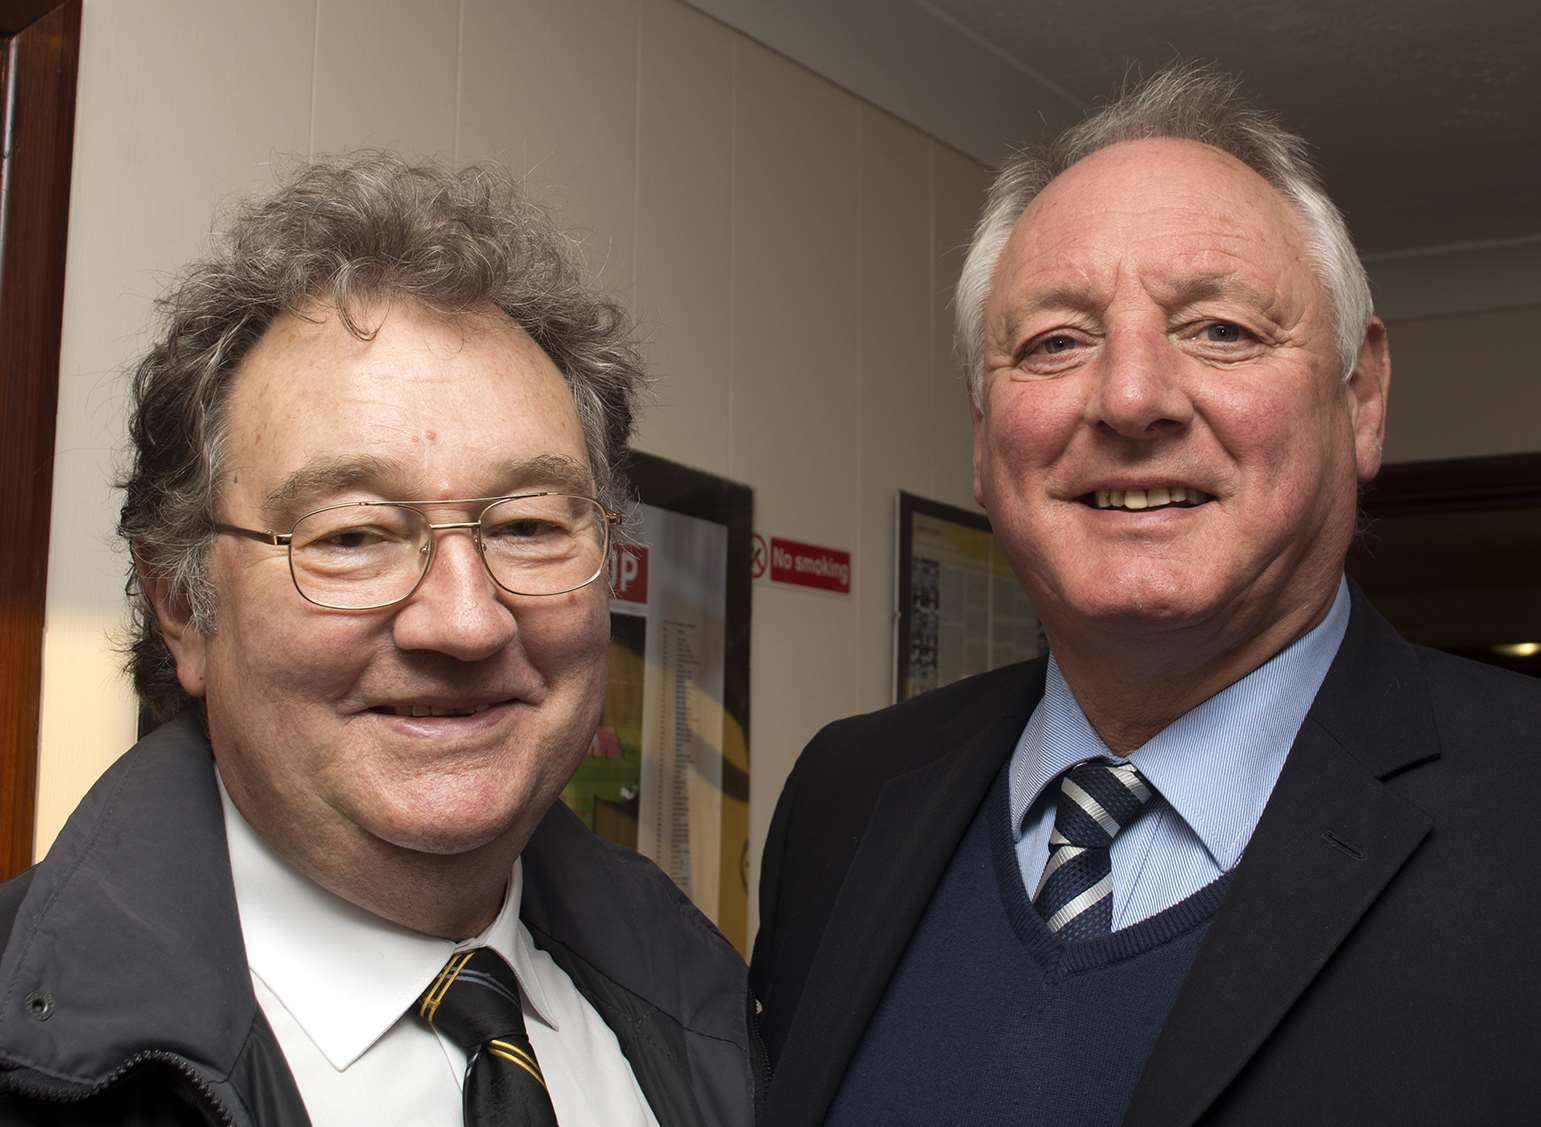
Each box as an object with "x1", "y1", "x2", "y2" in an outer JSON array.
[
  {"x1": 956, "y1": 62, "x2": 1374, "y2": 407},
  {"x1": 119, "y1": 152, "x2": 646, "y2": 722}
]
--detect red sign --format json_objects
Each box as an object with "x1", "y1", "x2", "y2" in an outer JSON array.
[
  {"x1": 769, "y1": 537, "x2": 851, "y2": 594},
  {"x1": 609, "y1": 544, "x2": 649, "y2": 603}
]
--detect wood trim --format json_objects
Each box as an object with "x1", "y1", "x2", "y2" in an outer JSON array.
[
  {"x1": 0, "y1": 0, "x2": 64, "y2": 35},
  {"x1": 0, "y1": 0, "x2": 80, "y2": 880},
  {"x1": 1361, "y1": 452, "x2": 1541, "y2": 517}
]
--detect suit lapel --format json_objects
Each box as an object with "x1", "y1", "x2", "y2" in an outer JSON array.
[
  {"x1": 1124, "y1": 592, "x2": 1440, "y2": 1127},
  {"x1": 767, "y1": 676, "x2": 1040, "y2": 1126}
]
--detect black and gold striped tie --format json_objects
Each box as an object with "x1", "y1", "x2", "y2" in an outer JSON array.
[{"x1": 417, "y1": 947, "x2": 559, "y2": 1126}]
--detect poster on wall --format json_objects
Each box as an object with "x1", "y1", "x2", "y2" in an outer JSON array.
[
  {"x1": 560, "y1": 455, "x2": 753, "y2": 954},
  {"x1": 895, "y1": 491, "x2": 1041, "y2": 702}
]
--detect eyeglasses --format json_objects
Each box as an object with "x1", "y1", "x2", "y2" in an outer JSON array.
[{"x1": 214, "y1": 494, "x2": 621, "y2": 610}]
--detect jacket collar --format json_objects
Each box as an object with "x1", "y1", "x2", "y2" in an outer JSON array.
[
  {"x1": 0, "y1": 711, "x2": 257, "y2": 1087},
  {"x1": 1123, "y1": 585, "x2": 1439, "y2": 1127},
  {"x1": 519, "y1": 800, "x2": 750, "y2": 1046}
]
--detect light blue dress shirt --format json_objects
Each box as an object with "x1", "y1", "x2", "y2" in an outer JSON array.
[{"x1": 1009, "y1": 577, "x2": 1351, "y2": 930}]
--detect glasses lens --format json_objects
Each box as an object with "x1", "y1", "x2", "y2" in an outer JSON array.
[
  {"x1": 289, "y1": 504, "x2": 429, "y2": 609},
  {"x1": 480, "y1": 495, "x2": 607, "y2": 596}
]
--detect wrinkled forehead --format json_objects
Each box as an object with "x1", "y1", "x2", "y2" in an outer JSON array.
[
  {"x1": 996, "y1": 138, "x2": 1313, "y2": 298},
  {"x1": 219, "y1": 298, "x2": 591, "y2": 518}
]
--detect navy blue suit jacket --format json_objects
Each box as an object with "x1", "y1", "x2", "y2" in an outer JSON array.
[{"x1": 750, "y1": 591, "x2": 1541, "y2": 1126}]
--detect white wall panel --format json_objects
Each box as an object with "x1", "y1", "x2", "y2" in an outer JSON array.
[
  {"x1": 730, "y1": 41, "x2": 861, "y2": 539},
  {"x1": 459, "y1": 0, "x2": 640, "y2": 297},
  {"x1": 855, "y1": 108, "x2": 933, "y2": 714},
  {"x1": 931, "y1": 144, "x2": 994, "y2": 513},
  {"x1": 311, "y1": 0, "x2": 459, "y2": 158},
  {"x1": 632, "y1": 0, "x2": 735, "y2": 476}
]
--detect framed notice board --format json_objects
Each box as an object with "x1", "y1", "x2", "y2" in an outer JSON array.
[
  {"x1": 560, "y1": 451, "x2": 754, "y2": 955},
  {"x1": 894, "y1": 491, "x2": 1042, "y2": 703}
]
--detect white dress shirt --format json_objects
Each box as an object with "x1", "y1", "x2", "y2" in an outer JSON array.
[{"x1": 219, "y1": 777, "x2": 661, "y2": 1127}]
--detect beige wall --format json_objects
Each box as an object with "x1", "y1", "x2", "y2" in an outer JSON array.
[
  {"x1": 37, "y1": 0, "x2": 994, "y2": 938},
  {"x1": 1381, "y1": 304, "x2": 1541, "y2": 464}
]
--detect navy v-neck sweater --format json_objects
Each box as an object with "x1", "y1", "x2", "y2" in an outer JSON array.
[{"x1": 826, "y1": 768, "x2": 1231, "y2": 1127}]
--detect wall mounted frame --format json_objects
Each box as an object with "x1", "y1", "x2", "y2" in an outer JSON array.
[{"x1": 624, "y1": 450, "x2": 754, "y2": 953}]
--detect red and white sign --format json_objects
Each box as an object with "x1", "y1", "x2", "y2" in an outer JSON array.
[
  {"x1": 769, "y1": 537, "x2": 851, "y2": 594},
  {"x1": 609, "y1": 543, "x2": 649, "y2": 603}
]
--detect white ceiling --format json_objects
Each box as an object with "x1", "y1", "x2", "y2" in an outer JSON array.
[{"x1": 687, "y1": 0, "x2": 1541, "y2": 316}]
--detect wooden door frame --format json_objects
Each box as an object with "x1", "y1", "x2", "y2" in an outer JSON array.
[
  {"x1": 0, "y1": 0, "x2": 81, "y2": 879},
  {"x1": 1361, "y1": 451, "x2": 1541, "y2": 518}
]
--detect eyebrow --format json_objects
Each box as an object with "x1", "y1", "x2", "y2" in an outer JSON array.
[
  {"x1": 1160, "y1": 275, "x2": 1282, "y2": 317},
  {"x1": 261, "y1": 452, "x2": 596, "y2": 523},
  {"x1": 989, "y1": 286, "x2": 1101, "y2": 354},
  {"x1": 989, "y1": 274, "x2": 1283, "y2": 351}
]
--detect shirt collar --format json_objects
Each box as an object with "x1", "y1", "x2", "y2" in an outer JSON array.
[
  {"x1": 1009, "y1": 577, "x2": 1351, "y2": 869},
  {"x1": 218, "y1": 777, "x2": 560, "y2": 1072}
]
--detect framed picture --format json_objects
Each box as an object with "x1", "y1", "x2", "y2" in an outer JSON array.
[
  {"x1": 561, "y1": 451, "x2": 754, "y2": 954},
  {"x1": 895, "y1": 491, "x2": 1042, "y2": 702}
]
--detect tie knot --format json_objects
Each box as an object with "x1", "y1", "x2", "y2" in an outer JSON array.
[
  {"x1": 1052, "y1": 760, "x2": 1153, "y2": 849},
  {"x1": 416, "y1": 947, "x2": 528, "y2": 1053}
]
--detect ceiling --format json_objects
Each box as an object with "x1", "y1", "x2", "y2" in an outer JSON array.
[
  {"x1": 689, "y1": 0, "x2": 1540, "y2": 306},
  {"x1": 919, "y1": 0, "x2": 1540, "y2": 255}
]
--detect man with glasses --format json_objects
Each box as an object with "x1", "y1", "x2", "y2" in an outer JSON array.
[{"x1": 0, "y1": 155, "x2": 757, "y2": 1126}]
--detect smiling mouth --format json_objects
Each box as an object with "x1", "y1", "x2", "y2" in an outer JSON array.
[
  {"x1": 1079, "y1": 486, "x2": 1215, "y2": 512},
  {"x1": 370, "y1": 703, "x2": 501, "y2": 718}
]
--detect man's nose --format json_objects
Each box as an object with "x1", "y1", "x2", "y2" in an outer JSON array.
[
  {"x1": 1085, "y1": 326, "x2": 1193, "y2": 439},
  {"x1": 391, "y1": 529, "x2": 517, "y2": 661}
]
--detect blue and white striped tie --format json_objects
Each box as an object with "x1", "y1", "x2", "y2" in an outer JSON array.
[{"x1": 1033, "y1": 760, "x2": 1154, "y2": 941}]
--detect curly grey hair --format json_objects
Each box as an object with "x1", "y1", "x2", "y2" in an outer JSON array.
[
  {"x1": 119, "y1": 152, "x2": 646, "y2": 722},
  {"x1": 956, "y1": 62, "x2": 1374, "y2": 407}
]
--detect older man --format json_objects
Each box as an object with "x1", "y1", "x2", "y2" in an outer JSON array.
[
  {"x1": 751, "y1": 65, "x2": 1541, "y2": 1126},
  {"x1": 0, "y1": 156, "x2": 757, "y2": 1126}
]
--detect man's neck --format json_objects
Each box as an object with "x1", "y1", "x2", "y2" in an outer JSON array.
[
  {"x1": 218, "y1": 769, "x2": 536, "y2": 939},
  {"x1": 292, "y1": 832, "x2": 524, "y2": 939},
  {"x1": 1045, "y1": 587, "x2": 1340, "y2": 756}
]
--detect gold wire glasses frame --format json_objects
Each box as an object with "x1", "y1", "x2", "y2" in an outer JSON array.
[{"x1": 214, "y1": 493, "x2": 622, "y2": 610}]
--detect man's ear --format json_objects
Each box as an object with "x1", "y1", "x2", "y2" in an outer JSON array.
[
  {"x1": 1347, "y1": 318, "x2": 1392, "y2": 484},
  {"x1": 970, "y1": 382, "x2": 990, "y2": 508},
  {"x1": 135, "y1": 553, "x2": 209, "y2": 699}
]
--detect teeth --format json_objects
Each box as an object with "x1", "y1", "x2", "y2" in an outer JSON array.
[
  {"x1": 398, "y1": 703, "x2": 493, "y2": 718},
  {"x1": 1088, "y1": 487, "x2": 1210, "y2": 511}
]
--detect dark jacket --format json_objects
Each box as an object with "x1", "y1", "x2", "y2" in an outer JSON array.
[
  {"x1": 0, "y1": 712, "x2": 761, "y2": 1126},
  {"x1": 751, "y1": 590, "x2": 1541, "y2": 1126}
]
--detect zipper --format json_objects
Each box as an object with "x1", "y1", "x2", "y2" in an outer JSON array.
[
  {"x1": 0, "y1": 1048, "x2": 236, "y2": 1125},
  {"x1": 748, "y1": 988, "x2": 773, "y2": 1112}
]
